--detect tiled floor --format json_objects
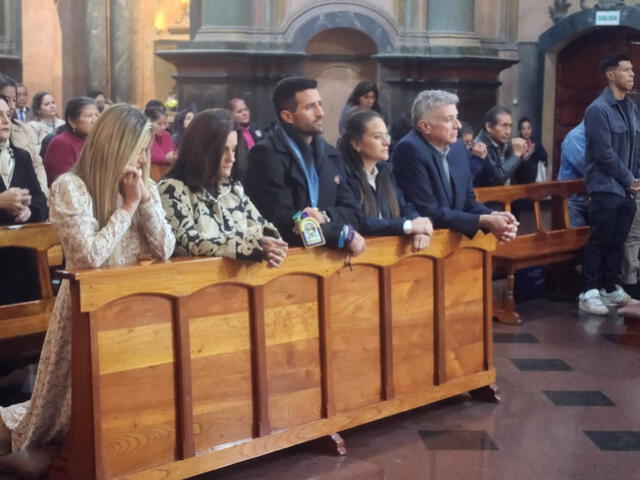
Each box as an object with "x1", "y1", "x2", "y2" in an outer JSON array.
[{"x1": 190, "y1": 299, "x2": 640, "y2": 480}]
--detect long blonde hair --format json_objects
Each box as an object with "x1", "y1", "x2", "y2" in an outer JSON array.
[{"x1": 73, "y1": 104, "x2": 152, "y2": 228}]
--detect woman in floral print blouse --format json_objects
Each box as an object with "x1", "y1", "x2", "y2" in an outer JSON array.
[{"x1": 159, "y1": 108, "x2": 288, "y2": 267}]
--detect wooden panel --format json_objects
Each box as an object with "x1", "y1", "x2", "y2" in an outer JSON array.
[
  {"x1": 443, "y1": 249, "x2": 484, "y2": 380},
  {"x1": 391, "y1": 257, "x2": 435, "y2": 395},
  {"x1": 331, "y1": 265, "x2": 381, "y2": 413},
  {"x1": 94, "y1": 296, "x2": 177, "y2": 478},
  {"x1": 264, "y1": 274, "x2": 321, "y2": 430},
  {"x1": 187, "y1": 284, "x2": 253, "y2": 452}
]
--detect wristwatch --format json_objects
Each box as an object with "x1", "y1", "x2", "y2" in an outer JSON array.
[{"x1": 403, "y1": 219, "x2": 412, "y2": 235}]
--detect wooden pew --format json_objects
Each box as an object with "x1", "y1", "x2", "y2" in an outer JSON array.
[
  {"x1": 150, "y1": 163, "x2": 172, "y2": 182},
  {"x1": 475, "y1": 180, "x2": 589, "y2": 325},
  {"x1": 0, "y1": 222, "x2": 59, "y2": 342},
  {"x1": 52, "y1": 231, "x2": 496, "y2": 480}
]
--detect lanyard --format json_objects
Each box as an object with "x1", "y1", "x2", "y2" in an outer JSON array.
[{"x1": 281, "y1": 130, "x2": 319, "y2": 208}]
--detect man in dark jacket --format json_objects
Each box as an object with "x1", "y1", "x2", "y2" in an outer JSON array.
[
  {"x1": 243, "y1": 77, "x2": 365, "y2": 255},
  {"x1": 579, "y1": 53, "x2": 640, "y2": 315},
  {"x1": 471, "y1": 106, "x2": 526, "y2": 187},
  {"x1": 392, "y1": 89, "x2": 517, "y2": 241}
]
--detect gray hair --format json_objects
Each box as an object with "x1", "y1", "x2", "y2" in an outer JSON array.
[{"x1": 411, "y1": 90, "x2": 459, "y2": 128}]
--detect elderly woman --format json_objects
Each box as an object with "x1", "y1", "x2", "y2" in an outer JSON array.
[
  {"x1": 339, "y1": 109, "x2": 432, "y2": 252},
  {"x1": 0, "y1": 104, "x2": 175, "y2": 477},
  {"x1": 44, "y1": 97, "x2": 99, "y2": 185},
  {"x1": 159, "y1": 108, "x2": 287, "y2": 266}
]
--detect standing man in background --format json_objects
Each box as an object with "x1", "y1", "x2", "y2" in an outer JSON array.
[{"x1": 579, "y1": 53, "x2": 640, "y2": 314}]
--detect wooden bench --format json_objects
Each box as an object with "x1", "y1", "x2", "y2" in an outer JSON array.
[
  {"x1": 150, "y1": 163, "x2": 172, "y2": 182},
  {"x1": 0, "y1": 222, "x2": 60, "y2": 367},
  {"x1": 475, "y1": 179, "x2": 589, "y2": 325},
  {"x1": 51, "y1": 231, "x2": 496, "y2": 480}
]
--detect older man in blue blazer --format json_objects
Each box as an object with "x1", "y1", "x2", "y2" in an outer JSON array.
[{"x1": 392, "y1": 90, "x2": 517, "y2": 242}]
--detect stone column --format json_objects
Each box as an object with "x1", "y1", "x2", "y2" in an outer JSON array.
[
  {"x1": 427, "y1": 0, "x2": 475, "y2": 33},
  {"x1": 85, "y1": 0, "x2": 108, "y2": 93},
  {"x1": 110, "y1": 0, "x2": 134, "y2": 103}
]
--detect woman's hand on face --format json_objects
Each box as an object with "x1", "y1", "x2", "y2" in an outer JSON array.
[
  {"x1": 262, "y1": 236, "x2": 288, "y2": 268},
  {"x1": 411, "y1": 233, "x2": 430, "y2": 252},
  {"x1": 119, "y1": 166, "x2": 142, "y2": 216},
  {"x1": 138, "y1": 175, "x2": 151, "y2": 204}
]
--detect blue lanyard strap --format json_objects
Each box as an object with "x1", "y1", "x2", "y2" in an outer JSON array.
[{"x1": 281, "y1": 130, "x2": 319, "y2": 208}]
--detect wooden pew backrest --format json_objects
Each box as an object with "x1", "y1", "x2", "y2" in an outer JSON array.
[
  {"x1": 0, "y1": 222, "x2": 60, "y2": 341},
  {"x1": 57, "y1": 232, "x2": 497, "y2": 480}
]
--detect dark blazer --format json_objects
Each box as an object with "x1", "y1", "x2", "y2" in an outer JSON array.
[
  {"x1": 0, "y1": 145, "x2": 48, "y2": 225},
  {"x1": 392, "y1": 131, "x2": 491, "y2": 238},
  {"x1": 243, "y1": 123, "x2": 360, "y2": 247},
  {"x1": 345, "y1": 161, "x2": 419, "y2": 236}
]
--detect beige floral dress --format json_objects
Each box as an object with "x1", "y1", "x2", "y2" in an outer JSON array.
[
  {"x1": 159, "y1": 177, "x2": 280, "y2": 262},
  {"x1": 0, "y1": 173, "x2": 175, "y2": 451}
]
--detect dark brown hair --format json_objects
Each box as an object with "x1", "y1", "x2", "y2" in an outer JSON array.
[
  {"x1": 167, "y1": 108, "x2": 246, "y2": 191},
  {"x1": 338, "y1": 109, "x2": 400, "y2": 218}
]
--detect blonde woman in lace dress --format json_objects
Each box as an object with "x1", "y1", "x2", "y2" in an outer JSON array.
[
  {"x1": 159, "y1": 108, "x2": 287, "y2": 267},
  {"x1": 0, "y1": 104, "x2": 175, "y2": 477}
]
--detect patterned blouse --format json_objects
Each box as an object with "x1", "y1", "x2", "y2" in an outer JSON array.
[{"x1": 158, "y1": 177, "x2": 280, "y2": 262}]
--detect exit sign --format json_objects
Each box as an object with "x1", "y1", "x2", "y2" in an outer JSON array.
[{"x1": 595, "y1": 10, "x2": 621, "y2": 25}]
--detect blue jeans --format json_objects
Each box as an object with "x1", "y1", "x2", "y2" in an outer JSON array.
[{"x1": 568, "y1": 194, "x2": 589, "y2": 227}]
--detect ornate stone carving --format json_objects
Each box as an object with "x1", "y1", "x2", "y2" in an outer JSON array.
[{"x1": 549, "y1": 0, "x2": 572, "y2": 23}]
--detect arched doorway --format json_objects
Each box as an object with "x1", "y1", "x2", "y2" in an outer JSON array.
[
  {"x1": 304, "y1": 28, "x2": 378, "y2": 145},
  {"x1": 552, "y1": 26, "x2": 640, "y2": 177}
]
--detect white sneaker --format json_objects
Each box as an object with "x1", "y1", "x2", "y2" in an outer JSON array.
[
  {"x1": 599, "y1": 285, "x2": 640, "y2": 307},
  {"x1": 578, "y1": 289, "x2": 609, "y2": 315}
]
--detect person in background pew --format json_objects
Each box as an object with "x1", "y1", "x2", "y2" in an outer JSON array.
[
  {"x1": 43, "y1": 96, "x2": 99, "y2": 186},
  {"x1": 392, "y1": 90, "x2": 518, "y2": 243},
  {"x1": 159, "y1": 108, "x2": 287, "y2": 266},
  {"x1": 0, "y1": 74, "x2": 48, "y2": 197},
  {"x1": 146, "y1": 105, "x2": 177, "y2": 166},
  {"x1": 558, "y1": 120, "x2": 587, "y2": 227},
  {"x1": 28, "y1": 91, "x2": 65, "y2": 155},
  {"x1": 0, "y1": 95, "x2": 47, "y2": 225},
  {"x1": 15, "y1": 83, "x2": 29, "y2": 122},
  {"x1": 339, "y1": 109, "x2": 433, "y2": 251},
  {"x1": 228, "y1": 98, "x2": 263, "y2": 150},
  {"x1": 0, "y1": 94, "x2": 48, "y2": 307},
  {"x1": 243, "y1": 77, "x2": 365, "y2": 255},
  {"x1": 0, "y1": 104, "x2": 175, "y2": 478},
  {"x1": 171, "y1": 108, "x2": 194, "y2": 149},
  {"x1": 513, "y1": 116, "x2": 548, "y2": 185},
  {"x1": 471, "y1": 106, "x2": 527, "y2": 187}
]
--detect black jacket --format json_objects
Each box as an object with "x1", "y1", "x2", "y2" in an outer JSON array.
[
  {"x1": 513, "y1": 139, "x2": 547, "y2": 184},
  {"x1": 243, "y1": 123, "x2": 360, "y2": 247},
  {"x1": 0, "y1": 145, "x2": 48, "y2": 225},
  {"x1": 345, "y1": 161, "x2": 419, "y2": 236},
  {"x1": 472, "y1": 129, "x2": 524, "y2": 187},
  {"x1": 584, "y1": 87, "x2": 640, "y2": 196}
]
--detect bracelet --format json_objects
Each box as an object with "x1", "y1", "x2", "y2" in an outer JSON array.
[{"x1": 338, "y1": 224, "x2": 355, "y2": 248}]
